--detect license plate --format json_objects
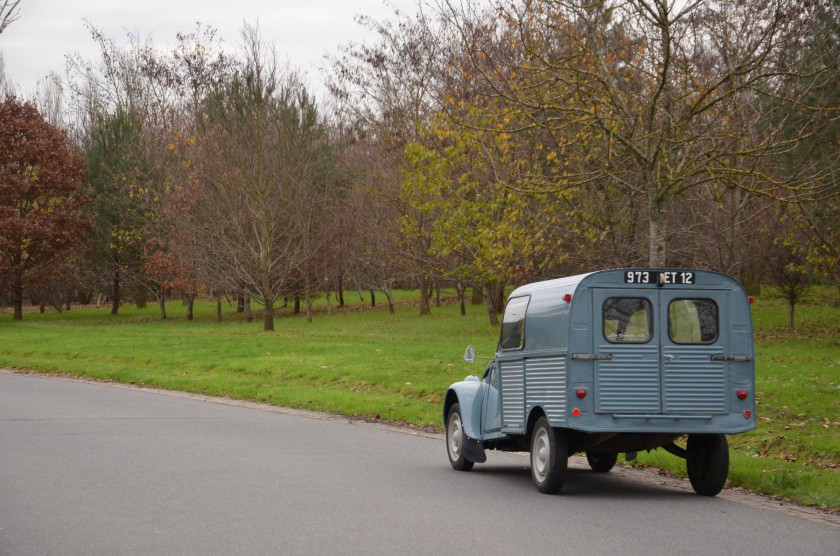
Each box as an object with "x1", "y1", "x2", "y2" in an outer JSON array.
[{"x1": 624, "y1": 270, "x2": 695, "y2": 285}]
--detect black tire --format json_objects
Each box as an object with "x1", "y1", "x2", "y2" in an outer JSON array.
[
  {"x1": 686, "y1": 434, "x2": 729, "y2": 496},
  {"x1": 530, "y1": 417, "x2": 568, "y2": 494},
  {"x1": 446, "y1": 404, "x2": 474, "y2": 471},
  {"x1": 586, "y1": 451, "x2": 618, "y2": 473}
]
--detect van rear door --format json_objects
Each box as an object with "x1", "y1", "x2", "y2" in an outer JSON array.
[
  {"x1": 591, "y1": 287, "x2": 728, "y2": 416},
  {"x1": 659, "y1": 291, "x2": 727, "y2": 414}
]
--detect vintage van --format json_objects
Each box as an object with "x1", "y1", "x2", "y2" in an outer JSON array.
[{"x1": 444, "y1": 269, "x2": 756, "y2": 495}]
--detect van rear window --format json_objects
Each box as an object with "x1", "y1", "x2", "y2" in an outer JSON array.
[
  {"x1": 669, "y1": 299, "x2": 718, "y2": 343},
  {"x1": 603, "y1": 298, "x2": 653, "y2": 343}
]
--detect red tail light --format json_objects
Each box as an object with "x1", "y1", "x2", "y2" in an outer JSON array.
[
  {"x1": 576, "y1": 388, "x2": 587, "y2": 399},
  {"x1": 737, "y1": 389, "x2": 748, "y2": 400}
]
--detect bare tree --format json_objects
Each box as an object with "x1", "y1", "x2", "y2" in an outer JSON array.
[
  {"x1": 0, "y1": 0, "x2": 21, "y2": 34},
  {"x1": 185, "y1": 25, "x2": 339, "y2": 331},
  {"x1": 327, "y1": 7, "x2": 448, "y2": 315}
]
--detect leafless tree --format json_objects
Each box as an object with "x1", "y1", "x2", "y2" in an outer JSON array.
[
  {"x1": 185, "y1": 24, "x2": 339, "y2": 331},
  {"x1": 327, "y1": 6, "x2": 450, "y2": 314},
  {"x1": 0, "y1": 0, "x2": 21, "y2": 34}
]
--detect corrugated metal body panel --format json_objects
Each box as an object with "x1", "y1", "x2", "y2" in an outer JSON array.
[
  {"x1": 501, "y1": 361, "x2": 525, "y2": 432},
  {"x1": 663, "y1": 346, "x2": 726, "y2": 413},
  {"x1": 595, "y1": 344, "x2": 660, "y2": 413},
  {"x1": 525, "y1": 357, "x2": 567, "y2": 426}
]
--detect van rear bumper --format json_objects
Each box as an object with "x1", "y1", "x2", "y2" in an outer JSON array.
[{"x1": 566, "y1": 412, "x2": 756, "y2": 435}]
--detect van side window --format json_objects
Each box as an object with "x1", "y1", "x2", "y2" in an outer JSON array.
[
  {"x1": 669, "y1": 299, "x2": 718, "y2": 344},
  {"x1": 500, "y1": 296, "x2": 529, "y2": 350},
  {"x1": 603, "y1": 298, "x2": 653, "y2": 343}
]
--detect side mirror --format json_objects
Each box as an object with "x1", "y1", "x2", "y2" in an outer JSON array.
[{"x1": 464, "y1": 345, "x2": 475, "y2": 364}]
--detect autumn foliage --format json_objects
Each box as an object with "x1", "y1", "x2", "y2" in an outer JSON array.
[{"x1": 0, "y1": 97, "x2": 89, "y2": 319}]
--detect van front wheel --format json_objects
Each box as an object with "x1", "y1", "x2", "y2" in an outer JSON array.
[
  {"x1": 530, "y1": 417, "x2": 568, "y2": 494},
  {"x1": 686, "y1": 434, "x2": 729, "y2": 496},
  {"x1": 446, "y1": 404, "x2": 474, "y2": 471}
]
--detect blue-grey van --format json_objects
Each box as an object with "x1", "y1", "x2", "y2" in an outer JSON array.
[{"x1": 444, "y1": 269, "x2": 756, "y2": 495}]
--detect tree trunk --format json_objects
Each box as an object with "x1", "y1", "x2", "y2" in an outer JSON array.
[
  {"x1": 216, "y1": 290, "x2": 222, "y2": 322},
  {"x1": 648, "y1": 192, "x2": 667, "y2": 267},
  {"x1": 111, "y1": 268, "x2": 120, "y2": 315},
  {"x1": 419, "y1": 275, "x2": 431, "y2": 315},
  {"x1": 383, "y1": 284, "x2": 395, "y2": 314},
  {"x1": 294, "y1": 296, "x2": 301, "y2": 315},
  {"x1": 326, "y1": 282, "x2": 332, "y2": 316},
  {"x1": 305, "y1": 285, "x2": 313, "y2": 323},
  {"x1": 186, "y1": 293, "x2": 195, "y2": 321},
  {"x1": 471, "y1": 287, "x2": 483, "y2": 305},
  {"x1": 370, "y1": 289, "x2": 376, "y2": 308},
  {"x1": 435, "y1": 279, "x2": 441, "y2": 307},
  {"x1": 12, "y1": 276, "x2": 22, "y2": 318},
  {"x1": 245, "y1": 297, "x2": 253, "y2": 323},
  {"x1": 788, "y1": 292, "x2": 796, "y2": 330},
  {"x1": 39, "y1": 298, "x2": 46, "y2": 314},
  {"x1": 496, "y1": 284, "x2": 506, "y2": 314},
  {"x1": 338, "y1": 278, "x2": 345, "y2": 307},
  {"x1": 135, "y1": 286, "x2": 147, "y2": 309},
  {"x1": 264, "y1": 300, "x2": 275, "y2": 331},
  {"x1": 484, "y1": 283, "x2": 500, "y2": 326},
  {"x1": 159, "y1": 290, "x2": 167, "y2": 320},
  {"x1": 237, "y1": 295, "x2": 245, "y2": 313},
  {"x1": 456, "y1": 281, "x2": 466, "y2": 316}
]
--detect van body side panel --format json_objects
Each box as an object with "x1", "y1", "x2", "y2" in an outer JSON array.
[
  {"x1": 525, "y1": 356, "x2": 567, "y2": 427},
  {"x1": 500, "y1": 360, "x2": 526, "y2": 433}
]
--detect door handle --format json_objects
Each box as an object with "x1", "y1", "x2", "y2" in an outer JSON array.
[{"x1": 663, "y1": 354, "x2": 674, "y2": 361}]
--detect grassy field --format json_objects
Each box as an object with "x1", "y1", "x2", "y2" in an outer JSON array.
[{"x1": 1, "y1": 288, "x2": 838, "y2": 510}]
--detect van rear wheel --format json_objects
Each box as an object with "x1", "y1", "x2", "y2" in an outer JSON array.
[
  {"x1": 530, "y1": 417, "x2": 568, "y2": 494},
  {"x1": 586, "y1": 452, "x2": 618, "y2": 473},
  {"x1": 686, "y1": 434, "x2": 729, "y2": 496}
]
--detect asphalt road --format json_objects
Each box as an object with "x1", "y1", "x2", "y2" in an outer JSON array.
[{"x1": 1, "y1": 371, "x2": 838, "y2": 555}]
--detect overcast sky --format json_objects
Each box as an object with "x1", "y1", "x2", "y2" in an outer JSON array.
[{"x1": 1, "y1": 0, "x2": 418, "y2": 99}]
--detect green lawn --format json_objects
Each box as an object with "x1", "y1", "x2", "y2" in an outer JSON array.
[
  {"x1": 0, "y1": 291, "x2": 494, "y2": 427},
  {"x1": 1, "y1": 288, "x2": 838, "y2": 510}
]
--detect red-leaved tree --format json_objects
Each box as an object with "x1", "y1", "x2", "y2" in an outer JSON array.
[{"x1": 0, "y1": 97, "x2": 89, "y2": 319}]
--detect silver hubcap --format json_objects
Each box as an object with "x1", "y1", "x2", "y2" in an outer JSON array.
[
  {"x1": 448, "y1": 413, "x2": 463, "y2": 460},
  {"x1": 532, "y1": 428, "x2": 550, "y2": 481}
]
